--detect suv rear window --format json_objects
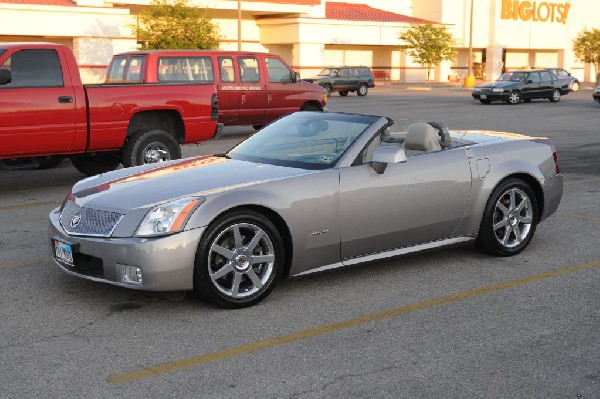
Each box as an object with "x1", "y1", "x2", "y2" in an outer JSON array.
[{"x1": 158, "y1": 57, "x2": 214, "y2": 82}]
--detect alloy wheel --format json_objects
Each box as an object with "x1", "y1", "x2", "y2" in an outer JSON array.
[{"x1": 492, "y1": 187, "x2": 533, "y2": 249}]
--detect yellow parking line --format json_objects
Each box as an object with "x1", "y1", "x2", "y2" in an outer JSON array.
[
  {"x1": 557, "y1": 212, "x2": 600, "y2": 222},
  {"x1": 106, "y1": 259, "x2": 600, "y2": 384},
  {"x1": 0, "y1": 258, "x2": 48, "y2": 270},
  {"x1": 0, "y1": 202, "x2": 58, "y2": 212}
]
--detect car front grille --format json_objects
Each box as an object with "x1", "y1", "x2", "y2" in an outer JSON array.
[
  {"x1": 480, "y1": 88, "x2": 492, "y2": 93},
  {"x1": 60, "y1": 200, "x2": 123, "y2": 237}
]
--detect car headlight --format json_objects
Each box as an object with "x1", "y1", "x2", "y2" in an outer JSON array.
[
  {"x1": 135, "y1": 197, "x2": 205, "y2": 237},
  {"x1": 492, "y1": 88, "x2": 505, "y2": 93}
]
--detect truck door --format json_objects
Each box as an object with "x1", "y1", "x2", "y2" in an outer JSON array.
[
  {"x1": 216, "y1": 56, "x2": 239, "y2": 124},
  {"x1": 0, "y1": 48, "x2": 77, "y2": 157},
  {"x1": 236, "y1": 56, "x2": 267, "y2": 125},
  {"x1": 265, "y1": 56, "x2": 299, "y2": 122}
]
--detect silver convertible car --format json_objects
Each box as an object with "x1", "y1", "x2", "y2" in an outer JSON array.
[{"x1": 49, "y1": 112, "x2": 563, "y2": 308}]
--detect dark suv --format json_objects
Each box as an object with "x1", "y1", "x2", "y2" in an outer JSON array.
[{"x1": 304, "y1": 66, "x2": 375, "y2": 97}]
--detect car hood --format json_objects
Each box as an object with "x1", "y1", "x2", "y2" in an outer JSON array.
[
  {"x1": 475, "y1": 81, "x2": 518, "y2": 89},
  {"x1": 70, "y1": 156, "x2": 315, "y2": 212}
]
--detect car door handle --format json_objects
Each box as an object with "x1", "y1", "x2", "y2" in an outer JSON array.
[{"x1": 58, "y1": 96, "x2": 73, "y2": 103}]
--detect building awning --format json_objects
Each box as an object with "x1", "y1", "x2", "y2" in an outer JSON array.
[
  {"x1": 0, "y1": 0, "x2": 75, "y2": 5},
  {"x1": 326, "y1": 2, "x2": 435, "y2": 24}
]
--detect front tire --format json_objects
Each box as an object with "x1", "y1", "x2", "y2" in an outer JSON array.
[
  {"x1": 549, "y1": 89, "x2": 561, "y2": 102},
  {"x1": 357, "y1": 83, "x2": 368, "y2": 96},
  {"x1": 122, "y1": 129, "x2": 181, "y2": 167},
  {"x1": 323, "y1": 84, "x2": 332, "y2": 97},
  {"x1": 480, "y1": 99, "x2": 491, "y2": 104},
  {"x1": 194, "y1": 211, "x2": 284, "y2": 308},
  {"x1": 339, "y1": 91, "x2": 349, "y2": 97},
  {"x1": 506, "y1": 91, "x2": 521, "y2": 105},
  {"x1": 476, "y1": 178, "x2": 538, "y2": 256}
]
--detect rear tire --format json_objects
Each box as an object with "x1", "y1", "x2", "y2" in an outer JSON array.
[
  {"x1": 71, "y1": 153, "x2": 120, "y2": 176},
  {"x1": 476, "y1": 178, "x2": 538, "y2": 256},
  {"x1": 122, "y1": 129, "x2": 181, "y2": 167}
]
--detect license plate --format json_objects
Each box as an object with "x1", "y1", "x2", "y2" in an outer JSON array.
[
  {"x1": 53, "y1": 238, "x2": 75, "y2": 266},
  {"x1": 480, "y1": 94, "x2": 487, "y2": 99}
]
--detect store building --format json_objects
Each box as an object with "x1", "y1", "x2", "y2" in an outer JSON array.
[{"x1": 0, "y1": 0, "x2": 598, "y2": 83}]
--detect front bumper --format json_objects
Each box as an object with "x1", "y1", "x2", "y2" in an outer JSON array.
[
  {"x1": 48, "y1": 208, "x2": 205, "y2": 291},
  {"x1": 472, "y1": 92, "x2": 509, "y2": 101}
]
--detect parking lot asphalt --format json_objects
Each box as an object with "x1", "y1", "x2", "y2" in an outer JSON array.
[{"x1": 1, "y1": 87, "x2": 599, "y2": 398}]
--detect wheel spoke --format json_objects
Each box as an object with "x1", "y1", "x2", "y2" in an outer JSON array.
[
  {"x1": 245, "y1": 229, "x2": 264, "y2": 252},
  {"x1": 211, "y1": 244, "x2": 234, "y2": 260},
  {"x1": 513, "y1": 225, "x2": 522, "y2": 244},
  {"x1": 233, "y1": 225, "x2": 243, "y2": 250},
  {"x1": 493, "y1": 219, "x2": 509, "y2": 231},
  {"x1": 210, "y1": 263, "x2": 234, "y2": 280},
  {"x1": 251, "y1": 254, "x2": 275, "y2": 265},
  {"x1": 509, "y1": 189, "x2": 517, "y2": 211},
  {"x1": 519, "y1": 214, "x2": 533, "y2": 224},
  {"x1": 230, "y1": 273, "x2": 242, "y2": 297},
  {"x1": 516, "y1": 197, "x2": 530, "y2": 213},
  {"x1": 246, "y1": 269, "x2": 264, "y2": 289},
  {"x1": 502, "y1": 227, "x2": 511, "y2": 246},
  {"x1": 496, "y1": 202, "x2": 509, "y2": 216}
]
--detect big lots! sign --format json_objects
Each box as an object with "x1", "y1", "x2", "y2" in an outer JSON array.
[{"x1": 501, "y1": 0, "x2": 571, "y2": 24}]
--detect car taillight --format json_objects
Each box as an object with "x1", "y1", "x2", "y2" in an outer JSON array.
[{"x1": 533, "y1": 138, "x2": 560, "y2": 174}]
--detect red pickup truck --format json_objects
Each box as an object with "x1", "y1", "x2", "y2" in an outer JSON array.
[{"x1": 0, "y1": 43, "x2": 221, "y2": 175}]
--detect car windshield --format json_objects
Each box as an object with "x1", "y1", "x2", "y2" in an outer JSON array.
[
  {"x1": 497, "y1": 72, "x2": 527, "y2": 82},
  {"x1": 317, "y1": 68, "x2": 339, "y2": 76},
  {"x1": 228, "y1": 112, "x2": 378, "y2": 170}
]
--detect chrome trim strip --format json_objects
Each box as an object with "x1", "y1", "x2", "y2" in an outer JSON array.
[
  {"x1": 293, "y1": 262, "x2": 344, "y2": 277},
  {"x1": 293, "y1": 236, "x2": 474, "y2": 277},
  {"x1": 343, "y1": 236, "x2": 474, "y2": 266}
]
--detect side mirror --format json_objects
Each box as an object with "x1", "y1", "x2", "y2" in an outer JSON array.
[
  {"x1": 371, "y1": 146, "x2": 407, "y2": 174},
  {"x1": 0, "y1": 68, "x2": 11, "y2": 85},
  {"x1": 526, "y1": 79, "x2": 533, "y2": 84},
  {"x1": 293, "y1": 72, "x2": 300, "y2": 83}
]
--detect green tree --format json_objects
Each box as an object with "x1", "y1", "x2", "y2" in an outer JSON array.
[
  {"x1": 572, "y1": 28, "x2": 600, "y2": 84},
  {"x1": 134, "y1": 0, "x2": 220, "y2": 50},
  {"x1": 398, "y1": 23, "x2": 457, "y2": 83}
]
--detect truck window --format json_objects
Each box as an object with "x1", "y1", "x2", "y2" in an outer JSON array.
[
  {"x1": 218, "y1": 57, "x2": 235, "y2": 82},
  {"x1": 125, "y1": 56, "x2": 144, "y2": 83},
  {"x1": 266, "y1": 57, "x2": 293, "y2": 83},
  {"x1": 158, "y1": 57, "x2": 214, "y2": 82},
  {"x1": 0, "y1": 49, "x2": 63, "y2": 88},
  {"x1": 239, "y1": 57, "x2": 260, "y2": 83},
  {"x1": 107, "y1": 57, "x2": 127, "y2": 82}
]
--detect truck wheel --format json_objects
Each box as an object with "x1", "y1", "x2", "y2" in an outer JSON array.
[
  {"x1": 36, "y1": 157, "x2": 64, "y2": 169},
  {"x1": 71, "y1": 154, "x2": 121, "y2": 176},
  {"x1": 123, "y1": 129, "x2": 181, "y2": 167}
]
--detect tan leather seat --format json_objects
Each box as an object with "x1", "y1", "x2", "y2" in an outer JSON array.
[{"x1": 402, "y1": 122, "x2": 441, "y2": 156}]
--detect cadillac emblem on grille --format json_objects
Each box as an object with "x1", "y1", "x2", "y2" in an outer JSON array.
[
  {"x1": 70, "y1": 212, "x2": 82, "y2": 228},
  {"x1": 60, "y1": 200, "x2": 124, "y2": 237}
]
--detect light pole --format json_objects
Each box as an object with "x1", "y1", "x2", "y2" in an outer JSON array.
[
  {"x1": 237, "y1": 0, "x2": 242, "y2": 51},
  {"x1": 465, "y1": 0, "x2": 475, "y2": 87}
]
